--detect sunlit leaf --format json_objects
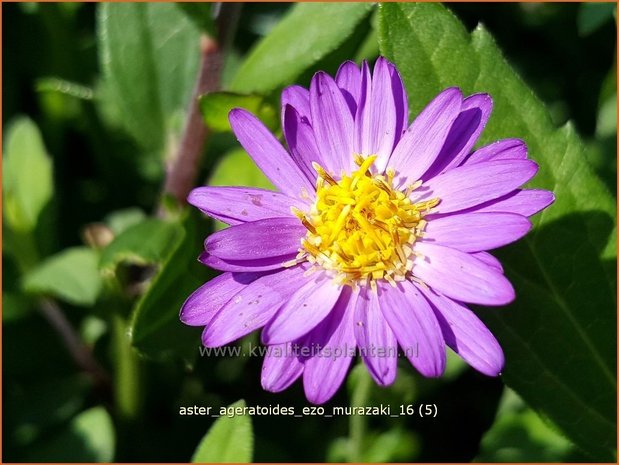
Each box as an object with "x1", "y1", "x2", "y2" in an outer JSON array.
[
  {"x1": 3, "y1": 117, "x2": 53, "y2": 233},
  {"x1": 199, "y1": 92, "x2": 278, "y2": 132},
  {"x1": 97, "y1": 3, "x2": 201, "y2": 151},
  {"x1": 379, "y1": 3, "x2": 616, "y2": 460},
  {"x1": 230, "y1": 3, "x2": 373, "y2": 94},
  {"x1": 191, "y1": 399, "x2": 253, "y2": 463}
]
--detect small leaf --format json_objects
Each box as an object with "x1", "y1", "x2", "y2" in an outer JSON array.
[
  {"x1": 379, "y1": 3, "x2": 616, "y2": 460},
  {"x1": 97, "y1": 3, "x2": 201, "y2": 151},
  {"x1": 129, "y1": 211, "x2": 209, "y2": 360},
  {"x1": 230, "y1": 2, "x2": 373, "y2": 94},
  {"x1": 25, "y1": 407, "x2": 115, "y2": 462},
  {"x1": 199, "y1": 92, "x2": 278, "y2": 132},
  {"x1": 99, "y1": 218, "x2": 183, "y2": 275},
  {"x1": 104, "y1": 207, "x2": 147, "y2": 235},
  {"x1": 3, "y1": 117, "x2": 53, "y2": 233},
  {"x1": 191, "y1": 399, "x2": 253, "y2": 463},
  {"x1": 23, "y1": 247, "x2": 102, "y2": 306},
  {"x1": 208, "y1": 148, "x2": 273, "y2": 190}
]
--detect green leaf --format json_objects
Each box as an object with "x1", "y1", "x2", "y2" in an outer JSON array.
[
  {"x1": 578, "y1": 3, "x2": 616, "y2": 36},
  {"x1": 99, "y1": 218, "x2": 183, "y2": 275},
  {"x1": 208, "y1": 148, "x2": 273, "y2": 190},
  {"x1": 175, "y1": 3, "x2": 216, "y2": 36},
  {"x1": 199, "y1": 92, "x2": 278, "y2": 132},
  {"x1": 379, "y1": 3, "x2": 616, "y2": 460},
  {"x1": 97, "y1": 3, "x2": 201, "y2": 151},
  {"x1": 3, "y1": 116, "x2": 53, "y2": 233},
  {"x1": 104, "y1": 207, "x2": 147, "y2": 235},
  {"x1": 191, "y1": 399, "x2": 253, "y2": 463},
  {"x1": 23, "y1": 247, "x2": 102, "y2": 306},
  {"x1": 230, "y1": 2, "x2": 373, "y2": 94},
  {"x1": 129, "y1": 211, "x2": 209, "y2": 360},
  {"x1": 25, "y1": 407, "x2": 115, "y2": 462},
  {"x1": 476, "y1": 388, "x2": 575, "y2": 462}
]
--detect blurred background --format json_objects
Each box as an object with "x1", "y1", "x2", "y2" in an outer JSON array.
[{"x1": 3, "y1": 2, "x2": 616, "y2": 462}]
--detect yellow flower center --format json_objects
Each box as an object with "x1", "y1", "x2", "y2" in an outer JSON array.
[{"x1": 289, "y1": 155, "x2": 439, "y2": 288}]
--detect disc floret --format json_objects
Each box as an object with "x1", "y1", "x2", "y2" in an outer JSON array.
[{"x1": 291, "y1": 155, "x2": 439, "y2": 288}]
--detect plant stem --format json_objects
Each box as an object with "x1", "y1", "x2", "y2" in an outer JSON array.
[
  {"x1": 161, "y1": 3, "x2": 241, "y2": 208},
  {"x1": 112, "y1": 313, "x2": 142, "y2": 423},
  {"x1": 39, "y1": 298, "x2": 111, "y2": 388},
  {"x1": 350, "y1": 366, "x2": 373, "y2": 462}
]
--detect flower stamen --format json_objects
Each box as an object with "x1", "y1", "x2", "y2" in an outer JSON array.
[{"x1": 294, "y1": 156, "x2": 440, "y2": 287}]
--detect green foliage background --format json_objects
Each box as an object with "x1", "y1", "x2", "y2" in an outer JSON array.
[{"x1": 3, "y1": 2, "x2": 616, "y2": 462}]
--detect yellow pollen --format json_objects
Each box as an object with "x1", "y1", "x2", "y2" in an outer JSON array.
[{"x1": 293, "y1": 155, "x2": 440, "y2": 287}]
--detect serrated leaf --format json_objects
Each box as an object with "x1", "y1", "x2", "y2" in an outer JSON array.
[
  {"x1": 379, "y1": 3, "x2": 616, "y2": 460},
  {"x1": 23, "y1": 247, "x2": 102, "y2": 306},
  {"x1": 230, "y1": 2, "x2": 373, "y2": 94},
  {"x1": 97, "y1": 3, "x2": 200, "y2": 151},
  {"x1": 25, "y1": 407, "x2": 115, "y2": 462},
  {"x1": 191, "y1": 399, "x2": 253, "y2": 463},
  {"x1": 3, "y1": 117, "x2": 53, "y2": 233},
  {"x1": 99, "y1": 218, "x2": 183, "y2": 275},
  {"x1": 199, "y1": 92, "x2": 278, "y2": 132},
  {"x1": 129, "y1": 211, "x2": 209, "y2": 360}
]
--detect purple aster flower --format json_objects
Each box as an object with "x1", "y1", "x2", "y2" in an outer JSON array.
[{"x1": 181, "y1": 57, "x2": 554, "y2": 404}]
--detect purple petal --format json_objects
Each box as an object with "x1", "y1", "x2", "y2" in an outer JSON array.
[
  {"x1": 303, "y1": 287, "x2": 356, "y2": 404},
  {"x1": 262, "y1": 273, "x2": 342, "y2": 345},
  {"x1": 335, "y1": 60, "x2": 362, "y2": 115},
  {"x1": 200, "y1": 251, "x2": 296, "y2": 272},
  {"x1": 261, "y1": 342, "x2": 304, "y2": 392},
  {"x1": 386, "y1": 60, "x2": 409, "y2": 154},
  {"x1": 471, "y1": 251, "x2": 503, "y2": 272},
  {"x1": 202, "y1": 265, "x2": 306, "y2": 347},
  {"x1": 420, "y1": 288, "x2": 504, "y2": 376},
  {"x1": 414, "y1": 242, "x2": 515, "y2": 306},
  {"x1": 283, "y1": 104, "x2": 322, "y2": 183},
  {"x1": 205, "y1": 217, "x2": 304, "y2": 261},
  {"x1": 464, "y1": 138, "x2": 527, "y2": 165},
  {"x1": 281, "y1": 85, "x2": 311, "y2": 125},
  {"x1": 378, "y1": 280, "x2": 446, "y2": 377},
  {"x1": 229, "y1": 109, "x2": 315, "y2": 198},
  {"x1": 423, "y1": 212, "x2": 532, "y2": 252},
  {"x1": 388, "y1": 88, "x2": 463, "y2": 186},
  {"x1": 354, "y1": 286, "x2": 398, "y2": 386},
  {"x1": 310, "y1": 72, "x2": 354, "y2": 176},
  {"x1": 424, "y1": 93, "x2": 494, "y2": 178},
  {"x1": 418, "y1": 159, "x2": 539, "y2": 214},
  {"x1": 355, "y1": 58, "x2": 397, "y2": 164},
  {"x1": 188, "y1": 186, "x2": 307, "y2": 225},
  {"x1": 471, "y1": 189, "x2": 555, "y2": 217},
  {"x1": 180, "y1": 272, "x2": 264, "y2": 326}
]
